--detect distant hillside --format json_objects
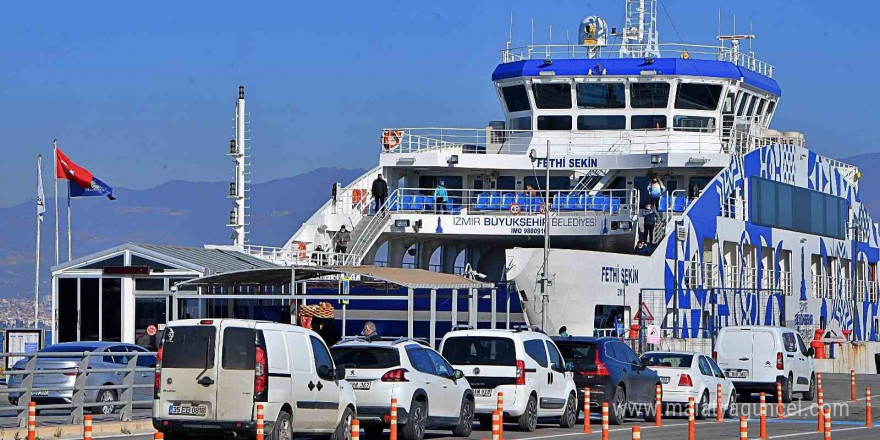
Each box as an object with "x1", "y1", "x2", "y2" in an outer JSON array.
[{"x1": 0, "y1": 167, "x2": 366, "y2": 300}]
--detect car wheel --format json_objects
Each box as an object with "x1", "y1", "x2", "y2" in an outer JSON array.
[
  {"x1": 607, "y1": 386, "x2": 626, "y2": 425},
  {"x1": 802, "y1": 374, "x2": 816, "y2": 401},
  {"x1": 695, "y1": 391, "x2": 709, "y2": 420},
  {"x1": 559, "y1": 393, "x2": 577, "y2": 428},
  {"x1": 517, "y1": 394, "x2": 538, "y2": 432},
  {"x1": 332, "y1": 406, "x2": 355, "y2": 440},
  {"x1": 402, "y1": 400, "x2": 427, "y2": 440},
  {"x1": 269, "y1": 410, "x2": 293, "y2": 440},
  {"x1": 452, "y1": 397, "x2": 475, "y2": 437},
  {"x1": 364, "y1": 425, "x2": 385, "y2": 439},
  {"x1": 781, "y1": 374, "x2": 793, "y2": 404},
  {"x1": 91, "y1": 389, "x2": 117, "y2": 415},
  {"x1": 724, "y1": 392, "x2": 737, "y2": 419}
]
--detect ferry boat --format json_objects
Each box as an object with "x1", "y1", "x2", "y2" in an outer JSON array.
[{"x1": 239, "y1": 0, "x2": 877, "y2": 344}]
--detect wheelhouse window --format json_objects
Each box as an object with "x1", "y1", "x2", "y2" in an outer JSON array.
[
  {"x1": 532, "y1": 83, "x2": 572, "y2": 109},
  {"x1": 764, "y1": 101, "x2": 777, "y2": 122},
  {"x1": 501, "y1": 85, "x2": 531, "y2": 112},
  {"x1": 630, "y1": 82, "x2": 670, "y2": 108},
  {"x1": 509, "y1": 116, "x2": 532, "y2": 131},
  {"x1": 673, "y1": 116, "x2": 716, "y2": 132},
  {"x1": 674, "y1": 83, "x2": 723, "y2": 110},
  {"x1": 631, "y1": 115, "x2": 667, "y2": 129},
  {"x1": 576, "y1": 83, "x2": 625, "y2": 109},
  {"x1": 736, "y1": 94, "x2": 750, "y2": 116},
  {"x1": 537, "y1": 115, "x2": 572, "y2": 131},
  {"x1": 577, "y1": 115, "x2": 626, "y2": 130}
]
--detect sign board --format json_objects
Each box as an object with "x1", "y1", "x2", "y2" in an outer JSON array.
[
  {"x1": 646, "y1": 325, "x2": 661, "y2": 345},
  {"x1": 341, "y1": 277, "x2": 350, "y2": 305},
  {"x1": 3, "y1": 329, "x2": 44, "y2": 370},
  {"x1": 633, "y1": 302, "x2": 654, "y2": 322},
  {"x1": 393, "y1": 213, "x2": 626, "y2": 237},
  {"x1": 676, "y1": 226, "x2": 688, "y2": 241}
]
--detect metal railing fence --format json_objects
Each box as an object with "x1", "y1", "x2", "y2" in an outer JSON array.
[{"x1": 1, "y1": 351, "x2": 156, "y2": 427}]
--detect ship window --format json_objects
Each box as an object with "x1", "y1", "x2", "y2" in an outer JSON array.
[
  {"x1": 674, "y1": 83, "x2": 723, "y2": 110},
  {"x1": 736, "y1": 94, "x2": 750, "y2": 116},
  {"x1": 537, "y1": 115, "x2": 572, "y2": 131},
  {"x1": 631, "y1": 115, "x2": 667, "y2": 130},
  {"x1": 532, "y1": 83, "x2": 572, "y2": 109},
  {"x1": 673, "y1": 116, "x2": 716, "y2": 133},
  {"x1": 755, "y1": 99, "x2": 767, "y2": 117},
  {"x1": 501, "y1": 85, "x2": 531, "y2": 112},
  {"x1": 509, "y1": 116, "x2": 532, "y2": 131},
  {"x1": 749, "y1": 177, "x2": 847, "y2": 239},
  {"x1": 576, "y1": 83, "x2": 625, "y2": 109},
  {"x1": 496, "y1": 176, "x2": 516, "y2": 190},
  {"x1": 577, "y1": 115, "x2": 626, "y2": 130},
  {"x1": 630, "y1": 82, "x2": 670, "y2": 108},
  {"x1": 746, "y1": 96, "x2": 758, "y2": 117},
  {"x1": 765, "y1": 101, "x2": 776, "y2": 120}
]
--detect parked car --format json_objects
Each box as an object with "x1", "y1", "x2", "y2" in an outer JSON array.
[
  {"x1": 439, "y1": 327, "x2": 578, "y2": 432},
  {"x1": 640, "y1": 351, "x2": 736, "y2": 418},
  {"x1": 552, "y1": 336, "x2": 661, "y2": 425},
  {"x1": 153, "y1": 319, "x2": 356, "y2": 440},
  {"x1": 7, "y1": 341, "x2": 156, "y2": 415},
  {"x1": 715, "y1": 326, "x2": 816, "y2": 403},
  {"x1": 330, "y1": 337, "x2": 474, "y2": 440}
]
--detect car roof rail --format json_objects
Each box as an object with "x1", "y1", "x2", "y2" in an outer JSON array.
[
  {"x1": 512, "y1": 324, "x2": 545, "y2": 334},
  {"x1": 337, "y1": 336, "x2": 369, "y2": 344},
  {"x1": 451, "y1": 324, "x2": 475, "y2": 331},
  {"x1": 389, "y1": 337, "x2": 430, "y2": 347}
]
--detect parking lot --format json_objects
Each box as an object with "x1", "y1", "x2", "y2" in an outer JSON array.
[{"x1": 88, "y1": 373, "x2": 877, "y2": 440}]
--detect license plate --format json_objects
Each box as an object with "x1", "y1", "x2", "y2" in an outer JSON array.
[
  {"x1": 169, "y1": 404, "x2": 207, "y2": 416},
  {"x1": 726, "y1": 370, "x2": 747, "y2": 378},
  {"x1": 474, "y1": 389, "x2": 493, "y2": 397},
  {"x1": 32, "y1": 391, "x2": 49, "y2": 396},
  {"x1": 660, "y1": 376, "x2": 670, "y2": 384},
  {"x1": 350, "y1": 381, "x2": 371, "y2": 390}
]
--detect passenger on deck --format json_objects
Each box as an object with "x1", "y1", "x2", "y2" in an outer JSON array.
[
  {"x1": 371, "y1": 174, "x2": 388, "y2": 213},
  {"x1": 525, "y1": 184, "x2": 537, "y2": 197},
  {"x1": 334, "y1": 226, "x2": 350, "y2": 255},
  {"x1": 647, "y1": 177, "x2": 665, "y2": 207},
  {"x1": 640, "y1": 202, "x2": 658, "y2": 244},
  {"x1": 634, "y1": 241, "x2": 651, "y2": 256},
  {"x1": 434, "y1": 181, "x2": 449, "y2": 214}
]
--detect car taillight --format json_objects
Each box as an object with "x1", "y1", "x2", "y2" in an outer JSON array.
[
  {"x1": 154, "y1": 346, "x2": 163, "y2": 399},
  {"x1": 381, "y1": 368, "x2": 409, "y2": 382},
  {"x1": 64, "y1": 367, "x2": 79, "y2": 377},
  {"x1": 516, "y1": 360, "x2": 526, "y2": 385},
  {"x1": 255, "y1": 346, "x2": 268, "y2": 394},
  {"x1": 776, "y1": 352, "x2": 784, "y2": 370},
  {"x1": 594, "y1": 349, "x2": 610, "y2": 376},
  {"x1": 678, "y1": 374, "x2": 693, "y2": 387}
]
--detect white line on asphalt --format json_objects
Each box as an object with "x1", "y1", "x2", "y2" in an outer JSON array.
[
  {"x1": 780, "y1": 396, "x2": 867, "y2": 418},
  {"x1": 515, "y1": 420, "x2": 722, "y2": 440},
  {"x1": 767, "y1": 425, "x2": 868, "y2": 439}
]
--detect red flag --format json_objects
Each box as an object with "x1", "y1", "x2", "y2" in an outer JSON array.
[{"x1": 55, "y1": 148, "x2": 94, "y2": 189}]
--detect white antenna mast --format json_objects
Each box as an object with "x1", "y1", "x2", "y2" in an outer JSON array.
[
  {"x1": 717, "y1": 13, "x2": 755, "y2": 67},
  {"x1": 619, "y1": 0, "x2": 659, "y2": 58},
  {"x1": 227, "y1": 86, "x2": 250, "y2": 247}
]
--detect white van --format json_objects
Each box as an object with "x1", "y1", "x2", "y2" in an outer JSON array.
[
  {"x1": 152, "y1": 319, "x2": 356, "y2": 440},
  {"x1": 714, "y1": 326, "x2": 816, "y2": 403}
]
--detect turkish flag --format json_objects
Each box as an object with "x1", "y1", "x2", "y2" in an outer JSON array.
[{"x1": 55, "y1": 148, "x2": 94, "y2": 189}]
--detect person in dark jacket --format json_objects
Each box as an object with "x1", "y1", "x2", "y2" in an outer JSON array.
[
  {"x1": 634, "y1": 241, "x2": 651, "y2": 256},
  {"x1": 371, "y1": 174, "x2": 388, "y2": 213},
  {"x1": 641, "y1": 202, "x2": 658, "y2": 243}
]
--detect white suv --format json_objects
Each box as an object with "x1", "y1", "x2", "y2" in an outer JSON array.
[
  {"x1": 330, "y1": 338, "x2": 474, "y2": 440},
  {"x1": 439, "y1": 328, "x2": 578, "y2": 432},
  {"x1": 715, "y1": 326, "x2": 816, "y2": 403}
]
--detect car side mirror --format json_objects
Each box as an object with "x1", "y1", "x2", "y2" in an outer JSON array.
[
  {"x1": 640, "y1": 358, "x2": 650, "y2": 368},
  {"x1": 318, "y1": 365, "x2": 333, "y2": 380},
  {"x1": 334, "y1": 367, "x2": 346, "y2": 381},
  {"x1": 453, "y1": 369, "x2": 464, "y2": 380},
  {"x1": 806, "y1": 347, "x2": 815, "y2": 357}
]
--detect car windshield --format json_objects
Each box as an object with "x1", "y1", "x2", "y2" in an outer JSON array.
[
  {"x1": 331, "y1": 347, "x2": 401, "y2": 369},
  {"x1": 441, "y1": 337, "x2": 516, "y2": 366},
  {"x1": 641, "y1": 353, "x2": 693, "y2": 368}
]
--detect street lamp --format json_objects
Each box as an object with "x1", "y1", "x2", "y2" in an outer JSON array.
[{"x1": 529, "y1": 141, "x2": 553, "y2": 331}]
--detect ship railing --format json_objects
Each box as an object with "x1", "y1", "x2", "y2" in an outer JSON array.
[
  {"x1": 778, "y1": 270, "x2": 793, "y2": 297},
  {"x1": 724, "y1": 265, "x2": 759, "y2": 290},
  {"x1": 387, "y1": 187, "x2": 639, "y2": 217},
  {"x1": 721, "y1": 190, "x2": 746, "y2": 221},
  {"x1": 242, "y1": 244, "x2": 357, "y2": 268},
  {"x1": 683, "y1": 261, "x2": 720, "y2": 289},
  {"x1": 501, "y1": 43, "x2": 774, "y2": 78},
  {"x1": 381, "y1": 127, "x2": 725, "y2": 155}
]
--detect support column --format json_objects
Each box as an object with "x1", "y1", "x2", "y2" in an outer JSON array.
[
  {"x1": 429, "y1": 289, "x2": 437, "y2": 348},
  {"x1": 388, "y1": 240, "x2": 408, "y2": 268},
  {"x1": 468, "y1": 288, "x2": 478, "y2": 328},
  {"x1": 442, "y1": 244, "x2": 459, "y2": 274},
  {"x1": 121, "y1": 277, "x2": 135, "y2": 344},
  {"x1": 490, "y1": 287, "x2": 497, "y2": 329},
  {"x1": 407, "y1": 287, "x2": 414, "y2": 338},
  {"x1": 451, "y1": 289, "x2": 459, "y2": 327}
]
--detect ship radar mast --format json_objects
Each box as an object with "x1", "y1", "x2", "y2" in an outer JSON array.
[
  {"x1": 227, "y1": 86, "x2": 250, "y2": 247},
  {"x1": 578, "y1": 15, "x2": 608, "y2": 59},
  {"x1": 619, "y1": 0, "x2": 660, "y2": 59}
]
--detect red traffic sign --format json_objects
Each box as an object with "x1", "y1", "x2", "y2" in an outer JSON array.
[
  {"x1": 509, "y1": 203, "x2": 522, "y2": 215},
  {"x1": 633, "y1": 302, "x2": 654, "y2": 322}
]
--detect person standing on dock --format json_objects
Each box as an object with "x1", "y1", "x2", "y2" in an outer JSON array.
[{"x1": 371, "y1": 174, "x2": 388, "y2": 213}]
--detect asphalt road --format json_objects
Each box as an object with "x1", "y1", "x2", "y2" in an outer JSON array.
[
  {"x1": 0, "y1": 385, "x2": 151, "y2": 429},
  {"x1": 17, "y1": 373, "x2": 880, "y2": 439}
]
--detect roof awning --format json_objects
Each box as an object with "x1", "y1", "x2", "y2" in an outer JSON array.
[{"x1": 175, "y1": 265, "x2": 494, "y2": 290}]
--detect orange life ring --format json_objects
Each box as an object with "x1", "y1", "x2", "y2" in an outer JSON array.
[
  {"x1": 381, "y1": 130, "x2": 403, "y2": 151},
  {"x1": 352, "y1": 189, "x2": 363, "y2": 205},
  {"x1": 297, "y1": 242, "x2": 307, "y2": 260}
]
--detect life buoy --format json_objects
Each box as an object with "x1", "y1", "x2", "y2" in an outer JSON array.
[
  {"x1": 538, "y1": 202, "x2": 547, "y2": 214},
  {"x1": 352, "y1": 189, "x2": 363, "y2": 205},
  {"x1": 381, "y1": 130, "x2": 403, "y2": 151},
  {"x1": 297, "y1": 242, "x2": 307, "y2": 260}
]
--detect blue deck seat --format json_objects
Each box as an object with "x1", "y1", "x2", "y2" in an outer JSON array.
[
  {"x1": 402, "y1": 194, "x2": 421, "y2": 211},
  {"x1": 446, "y1": 200, "x2": 461, "y2": 214},
  {"x1": 487, "y1": 192, "x2": 502, "y2": 210},
  {"x1": 500, "y1": 193, "x2": 516, "y2": 210},
  {"x1": 529, "y1": 196, "x2": 545, "y2": 212},
  {"x1": 516, "y1": 194, "x2": 532, "y2": 211},
  {"x1": 418, "y1": 195, "x2": 434, "y2": 211},
  {"x1": 475, "y1": 192, "x2": 491, "y2": 210},
  {"x1": 656, "y1": 195, "x2": 669, "y2": 212},
  {"x1": 672, "y1": 195, "x2": 687, "y2": 212},
  {"x1": 588, "y1": 194, "x2": 611, "y2": 211}
]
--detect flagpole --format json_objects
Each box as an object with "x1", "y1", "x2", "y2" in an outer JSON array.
[
  {"x1": 67, "y1": 181, "x2": 72, "y2": 262},
  {"x1": 53, "y1": 140, "x2": 59, "y2": 266},
  {"x1": 35, "y1": 155, "x2": 43, "y2": 329}
]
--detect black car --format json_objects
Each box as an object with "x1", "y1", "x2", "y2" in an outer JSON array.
[{"x1": 552, "y1": 337, "x2": 661, "y2": 425}]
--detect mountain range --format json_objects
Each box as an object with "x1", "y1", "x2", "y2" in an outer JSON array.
[
  {"x1": 2, "y1": 153, "x2": 880, "y2": 301},
  {"x1": 0, "y1": 167, "x2": 366, "y2": 300}
]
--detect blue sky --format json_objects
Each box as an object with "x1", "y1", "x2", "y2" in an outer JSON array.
[{"x1": 1, "y1": 0, "x2": 877, "y2": 207}]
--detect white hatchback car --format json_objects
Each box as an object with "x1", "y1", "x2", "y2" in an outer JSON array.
[
  {"x1": 330, "y1": 338, "x2": 474, "y2": 440},
  {"x1": 640, "y1": 351, "x2": 736, "y2": 419},
  {"x1": 439, "y1": 328, "x2": 578, "y2": 432}
]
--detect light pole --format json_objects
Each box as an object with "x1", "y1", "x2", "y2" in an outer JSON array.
[{"x1": 530, "y1": 141, "x2": 552, "y2": 331}]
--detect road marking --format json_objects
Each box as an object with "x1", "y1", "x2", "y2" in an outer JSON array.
[
  {"x1": 766, "y1": 425, "x2": 869, "y2": 439},
  {"x1": 517, "y1": 420, "x2": 726, "y2": 440}
]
